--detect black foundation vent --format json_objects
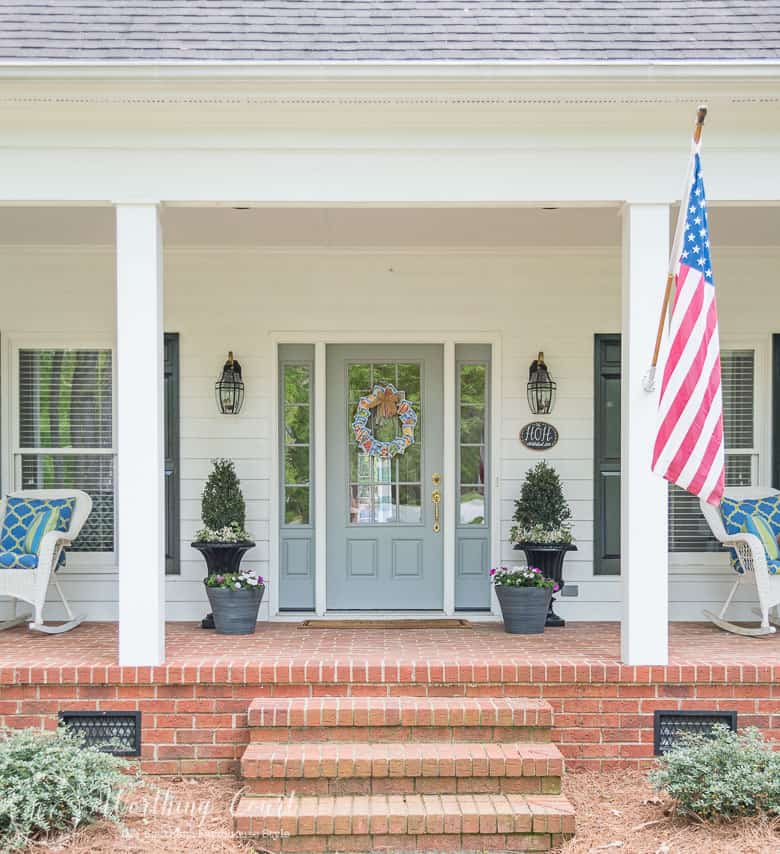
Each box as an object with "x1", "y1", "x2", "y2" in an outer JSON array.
[
  {"x1": 654, "y1": 709, "x2": 737, "y2": 755},
  {"x1": 59, "y1": 710, "x2": 141, "y2": 757}
]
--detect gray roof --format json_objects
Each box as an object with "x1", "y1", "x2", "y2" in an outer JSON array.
[{"x1": 1, "y1": 1, "x2": 779, "y2": 63}]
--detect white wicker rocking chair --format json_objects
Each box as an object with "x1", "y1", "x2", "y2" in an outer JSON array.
[
  {"x1": 0, "y1": 489, "x2": 92, "y2": 634},
  {"x1": 700, "y1": 487, "x2": 780, "y2": 637}
]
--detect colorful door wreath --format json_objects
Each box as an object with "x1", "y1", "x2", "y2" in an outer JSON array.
[{"x1": 352, "y1": 383, "x2": 418, "y2": 457}]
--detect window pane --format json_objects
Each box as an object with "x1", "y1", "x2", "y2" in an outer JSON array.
[
  {"x1": 460, "y1": 364, "x2": 486, "y2": 404},
  {"x1": 460, "y1": 487, "x2": 486, "y2": 525},
  {"x1": 21, "y1": 454, "x2": 114, "y2": 551},
  {"x1": 669, "y1": 486, "x2": 720, "y2": 552},
  {"x1": 283, "y1": 365, "x2": 310, "y2": 404},
  {"x1": 722, "y1": 350, "x2": 754, "y2": 449},
  {"x1": 284, "y1": 405, "x2": 310, "y2": 444},
  {"x1": 19, "y1": 349, "x2": 112, "y2": 449},
  {"x1": 284, "y1": 446, "x2": 310, "y2": 485},
  {"x1": 725, "y1": 454, "x2": 753, "y2": 487},
  {"x1": 460, "y1": 406, "x2": 485, "y2": 444},
  {"x1": 460, "y1": 446, "x2": 484, "y2": 485},
  {"x1": 285, "y1": 487, "x2": 310, "y2": 525}
]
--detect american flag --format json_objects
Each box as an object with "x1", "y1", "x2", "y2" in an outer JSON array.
[{"x1": 651, "y1": 150, "x2": 725, "y2": 506}]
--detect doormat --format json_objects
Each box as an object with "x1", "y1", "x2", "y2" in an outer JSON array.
[{"x1": 298, "y1": 618, "x2": 473, "y2": 629}]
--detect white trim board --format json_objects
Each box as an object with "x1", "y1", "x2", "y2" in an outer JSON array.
[{"x1": 269, "y1": 330, "x2": 501, "y2": 619}]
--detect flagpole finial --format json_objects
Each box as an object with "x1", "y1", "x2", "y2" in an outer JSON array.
[{"x1": 694, "y1": 105, "x2": 708, "y2": 143}]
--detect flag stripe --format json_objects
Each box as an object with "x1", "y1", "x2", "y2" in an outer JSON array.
[
  {"x1": 652, "y1": 289, "x2": 717, "y2": 470},
  {"x1": 652, "y1": 149, "x2": 725, "y2": 508}
]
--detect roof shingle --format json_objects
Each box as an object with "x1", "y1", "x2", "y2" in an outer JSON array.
[{"x1": 0, "y1": 1, "x2": 778, "y2": 63}]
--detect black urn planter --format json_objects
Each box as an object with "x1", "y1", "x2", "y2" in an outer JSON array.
[
  {"x1": 512, "y1": 543, "x2": 577, "y2": 627},
  {"x1": 191, "y1": 541, "x2": 255, "y2": 629}
]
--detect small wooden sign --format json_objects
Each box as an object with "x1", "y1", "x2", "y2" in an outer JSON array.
[{"x1": 520, "y1": 421, "x2": 559, "y2": 451}]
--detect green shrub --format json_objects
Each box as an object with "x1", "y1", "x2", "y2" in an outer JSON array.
[
  {"x1": 649, "y1": 724, "x2": 780, "y2": 820},
  {"x1": 0, "y1": 727, "x2": 136, "y2": 852}
]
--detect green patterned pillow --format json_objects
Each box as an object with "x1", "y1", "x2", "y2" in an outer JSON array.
[
  {"x1": 743, "y1": 513, "x2": 780, "y2": 561},
  {"x1": 23, "y1": 507, "x2": 60, "y2": 555}
]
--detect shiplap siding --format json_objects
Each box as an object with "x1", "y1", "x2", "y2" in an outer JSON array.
[{"x1": 0, "y1": 243, "x2": 777, "y2": 622}]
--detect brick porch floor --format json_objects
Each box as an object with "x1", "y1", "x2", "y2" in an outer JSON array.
[
  {"x1": 0, "y1": 620, "x2": 778, "y2": 679},
  {"x1": 1, "y1": 621, "x2": 778, "y2": 773}
]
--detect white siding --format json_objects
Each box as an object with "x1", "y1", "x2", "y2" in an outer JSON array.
[{"x1": 1, "y1": 242, "x2": 778, "y2": 621}]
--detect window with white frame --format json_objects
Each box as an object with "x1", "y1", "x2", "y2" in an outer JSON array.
[
  {"x1": 16, "y1": 348, "x2": 115, "y2": 552},
  {"x1": 669, "y1": 349, "x2": 757, "y2": 552}
]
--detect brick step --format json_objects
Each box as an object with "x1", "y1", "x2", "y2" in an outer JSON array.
[
  {"x1": 233, "y1": 792, "x2": 575, "y2": 852},
  {"x1": 248, "y1": 697, "x2": 553, "y2": 744},
  {"x1": 242, "y1": 741, "x2": 563, "y2": 796}
]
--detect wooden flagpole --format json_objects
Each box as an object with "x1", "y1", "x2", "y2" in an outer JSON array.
[{"x1": 643, "y1": 105, "x2": 708, "y2": 392}]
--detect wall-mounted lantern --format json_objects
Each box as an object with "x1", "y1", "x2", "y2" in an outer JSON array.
[
  {"x1": 215, "y1": 351, "x2": 245, "y2": 415},
  {"x1": 527, "y1": 351, "x2": 556, "y2": 414}
]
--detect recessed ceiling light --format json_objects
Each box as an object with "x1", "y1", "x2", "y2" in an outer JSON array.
[
  {"x1": 541, "y1": 207, "x2": 559, "y2": 211},
  {"x1": 232, "y1": 206, "x2": 250, "y2": 211}
]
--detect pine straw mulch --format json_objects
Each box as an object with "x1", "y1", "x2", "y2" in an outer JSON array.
[
  {"x1": 560, "y1": 769, "x2": 780, "y2": 854},
  {"x1": 26, "y1": 776, "x2": 254, "y2": 854},
  {"x1": 21, "y1": 770, "x2": 780, "y2": 853}
]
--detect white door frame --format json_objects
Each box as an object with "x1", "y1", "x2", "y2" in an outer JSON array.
[{"x1": 269, "y1": 330, "x2": 502, "y2": 618}]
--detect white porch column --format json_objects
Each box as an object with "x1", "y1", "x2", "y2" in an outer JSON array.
[
  {"x1": 620, "y1": 204, "x2": 670, "y2": 665},
  {"x1": 116, "y1": 204, "x2": 165, "y2": 666}
]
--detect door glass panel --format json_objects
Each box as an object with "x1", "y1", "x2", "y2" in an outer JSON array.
[
  {"x1": 399, "y1": 485, "x2": 422, "y2": 523},
  {"x1": 285, "y1": 446, "x2": 309, "y2": 484},
  {"x1": 285, "y1": 486, "x2": 310, "y2": 525},
  {"x1": 458, "y1": 363, "x2": 488, "y2": 526},
  {"x1": 460, "y1": 406, "x2": 485, "y2": 444},
  {"x1": 284, "y1": 405, "x2": 310, "y2": 444},
  {"x1": 460, "y1": 446, "x2": 484, "y2": 485},
  {"x1": 284, "y1": 365, "x2": 310, "y2": 403},
  {"x1": 397, "y1": 442, "x2": 421, "y2": 482},
  {"x1": 347, "y1": 360, "x2": 422, "y2": 525},
  {"x1": 397, "y1": 363, "x2": 421, "y2": 402},
  {"x1": 348, "y1": 363, "x2": 371, "y2": 403},
  {"x1": 281, "y1": 361, "x2": 312, "y2": 527},
  {"x1": 460, "y1": 486, "x2": 486, "y2": 525},
  {"x1": 373, "y1": 363, "x2": 396, "y2": 388}
]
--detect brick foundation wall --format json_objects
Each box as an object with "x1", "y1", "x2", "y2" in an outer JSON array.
[{"x1": 2, "y1": 674, "x2": 778, "y2": 774}]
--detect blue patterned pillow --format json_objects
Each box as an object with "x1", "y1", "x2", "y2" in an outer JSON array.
[
  {"x1": 721, "y1": 495, "x2": 780, "y2": 573},
  {"x1": 0, "y1": 551, "x2": 38, "y2": 569},
  {"x1": 0, "y1": 497, "x2": 75, "y2": 554}
]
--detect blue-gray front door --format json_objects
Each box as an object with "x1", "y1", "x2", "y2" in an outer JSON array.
[{"x1": 326, "y1": 345, "x2": 444, "y2": 610}]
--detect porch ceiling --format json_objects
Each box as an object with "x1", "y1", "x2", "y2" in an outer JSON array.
[{"x1": 1, "y1": 205, "x2": 779, "y2": 249}]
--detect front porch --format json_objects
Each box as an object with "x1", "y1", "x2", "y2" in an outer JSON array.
[{"x1": 1, "y1": 620, "x2": 778, "y2": 774}]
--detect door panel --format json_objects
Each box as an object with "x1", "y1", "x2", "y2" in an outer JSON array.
[{"x1": 327, "y1": 345, "x2": 444, "y2": 610}]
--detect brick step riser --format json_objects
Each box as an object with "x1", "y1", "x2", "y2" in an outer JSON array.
[
  {"x1": 246, "y1": 775, "x2": 562, "y2": 796},
  {"x1": 241, "y1": 831, "x2": 559, "y2": 852},
  {"x1": 250, "y1": 725, "x2": 551, "y2": 744}
]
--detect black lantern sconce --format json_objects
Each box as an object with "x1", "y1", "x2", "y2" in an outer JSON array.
[
  {"x1": 215, "y1": 351, "x2": 245, "y2": 415},
  {"x1": 527, "y1": 351, "x2": 556, "y2": 415}
]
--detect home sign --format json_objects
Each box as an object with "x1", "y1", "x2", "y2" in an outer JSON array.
[{"x1": 519, "y1": 421, "x2": 559, "y2": 451}]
